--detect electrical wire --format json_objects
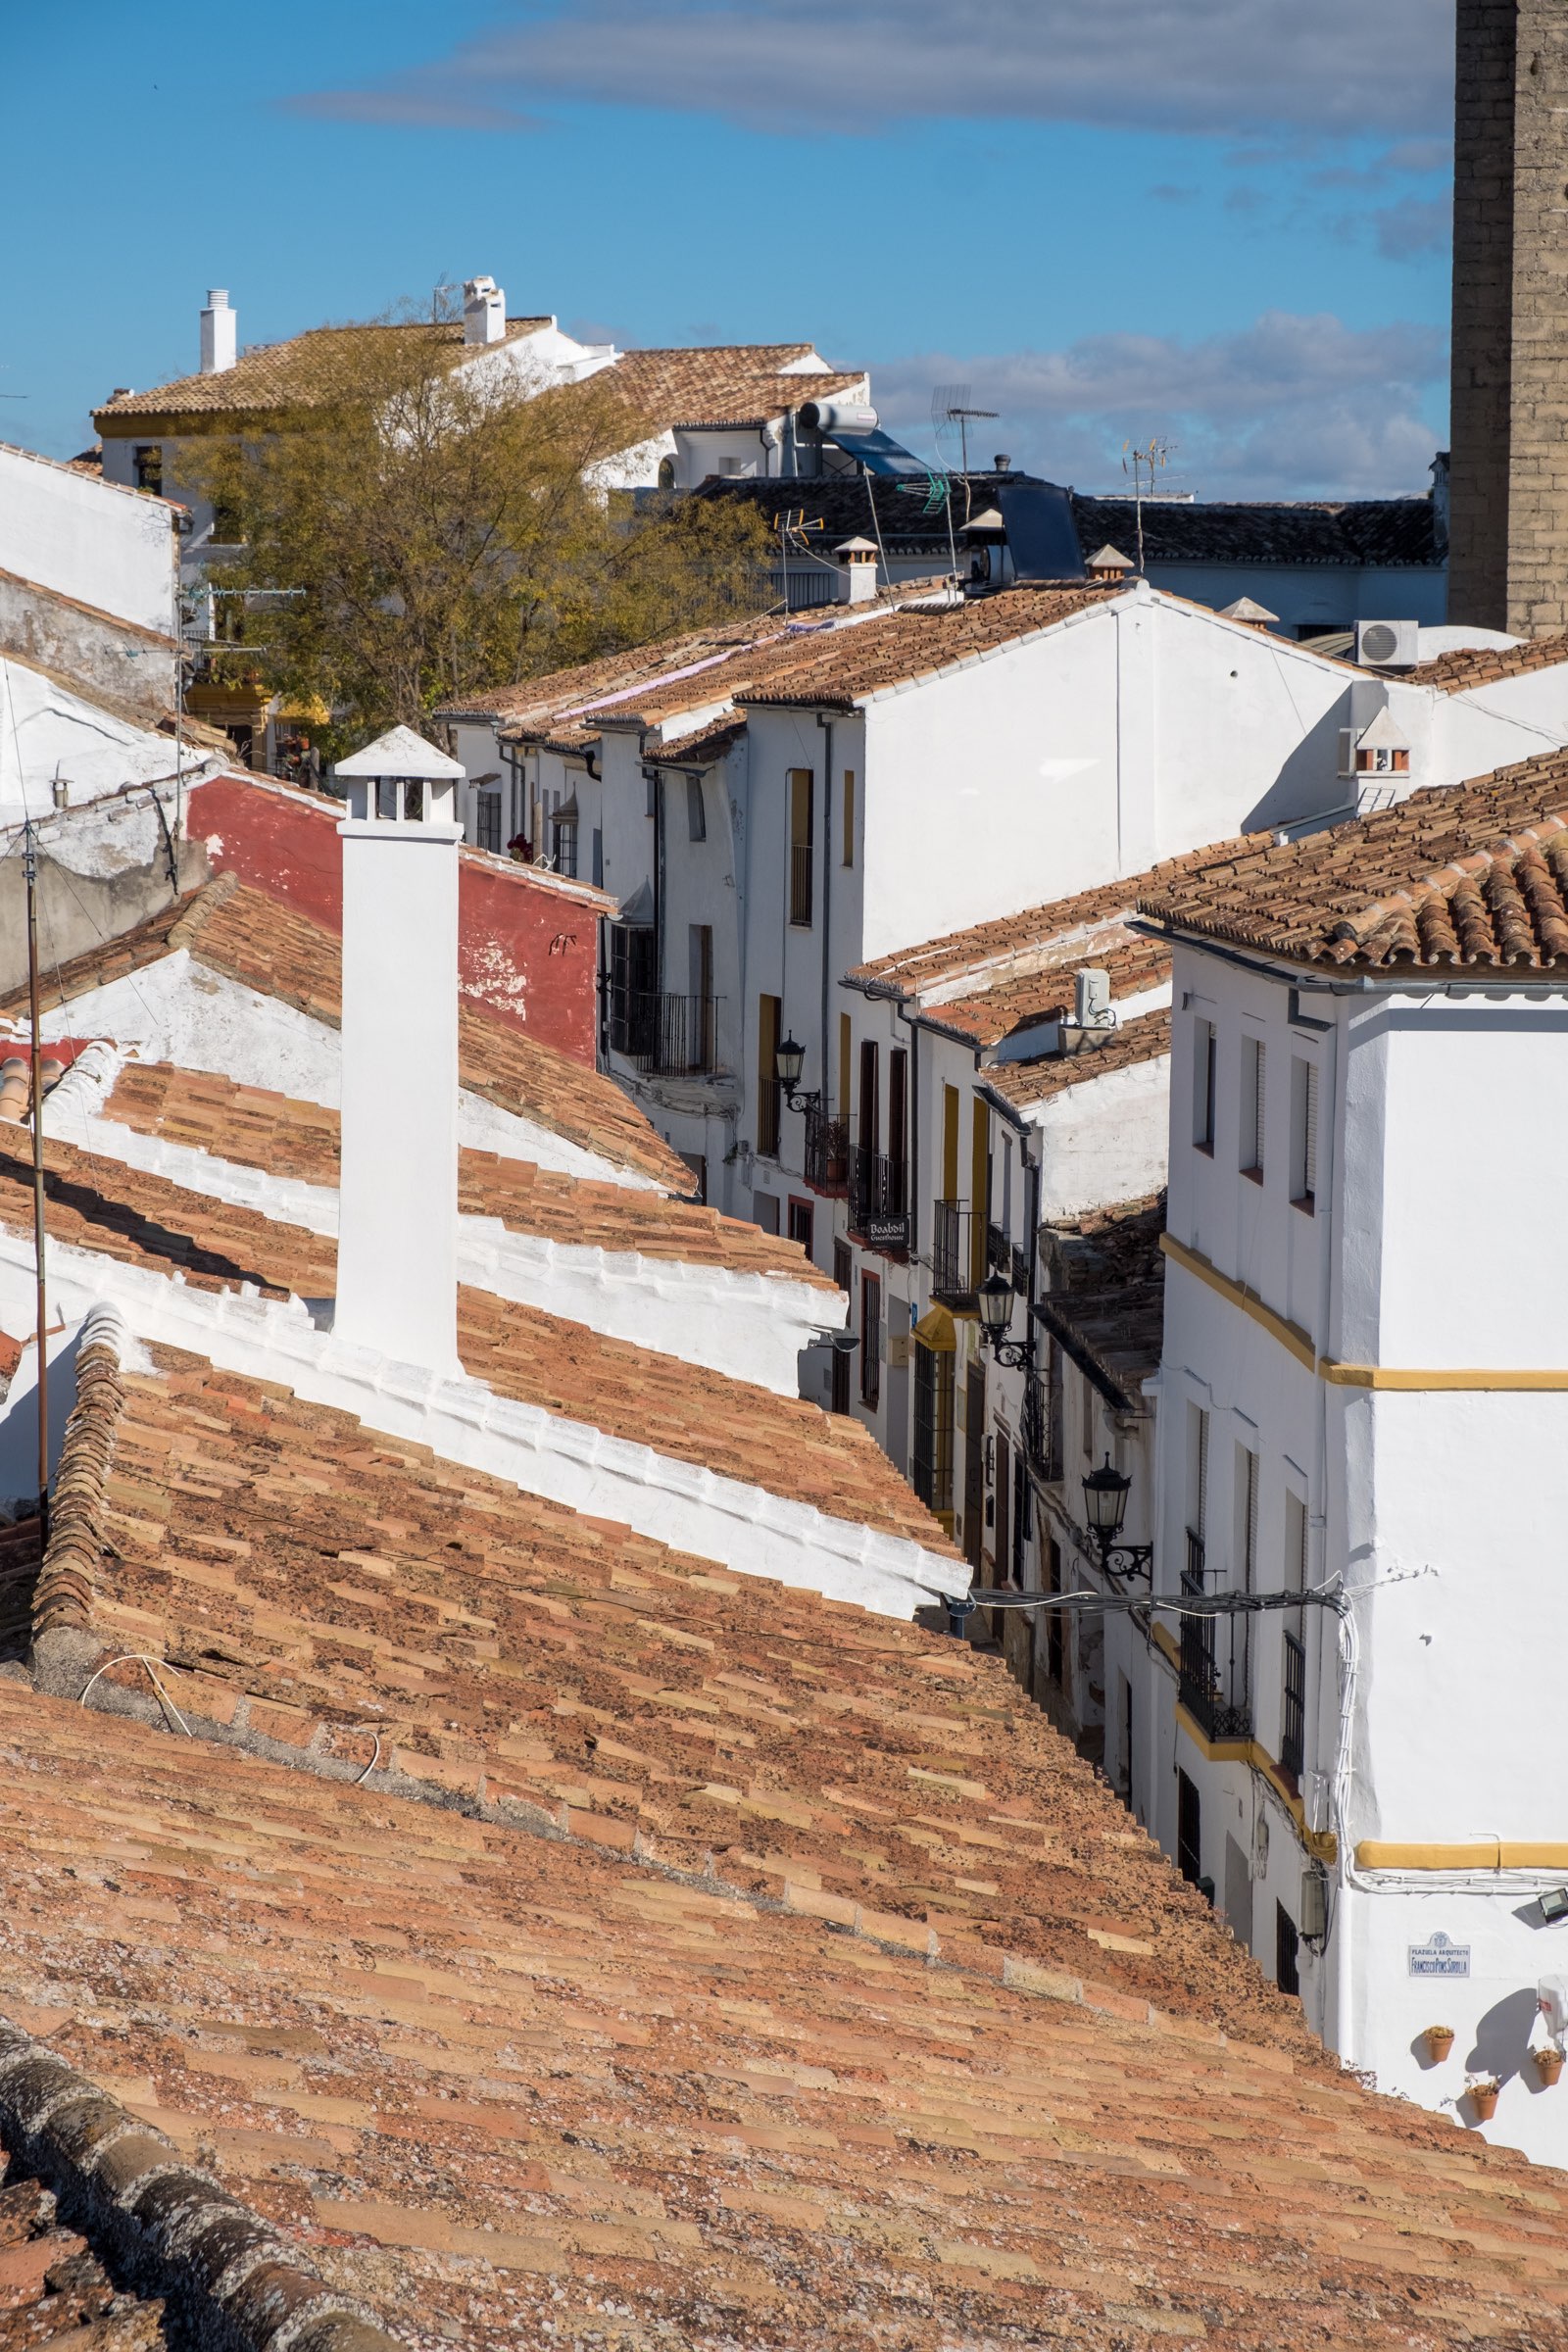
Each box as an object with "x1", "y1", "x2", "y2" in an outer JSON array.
[{"x1": 77, "y1": 1652, "x2": 382, "y2": 1782}]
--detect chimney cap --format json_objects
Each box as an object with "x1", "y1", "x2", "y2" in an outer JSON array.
[
  {"x1": 962, "y1": 507, "x2": 1006, "y2": 536},
  {"x1": 333, "y1": 723, "x2": 466, "y2": 781},
  {"x1": 1219, "y1": 595, "x2": 1280, "y2": 627},
  {"x1": 1087, "y1": 543, "x2": 1133, "y2": 574},
  {"x1": 834, "y1": 535, "x2": 878, "y2": 559},
  {"x1": 205, "y1": 289, "x2": 230, "y2": 308}
]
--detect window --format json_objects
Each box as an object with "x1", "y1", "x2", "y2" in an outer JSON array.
[
  {"x1": 1194, "y1": 1018, "x2": 1216, "y2": 1152},
  {"x1": 554, "y1": 818, "x2": 578, "y2": 879},
  {"x1": 755, "y1": 1192, "x2": 780, "y2": 1236},
  {"x1": 1047, "y1": 1539, "x2": 1064, "y2": 1684},
  {"x1": 1118, "y1": 1671, "x2": 1134, "y2": 1801},
  {"x1": 833, "y1": 1239, "x2": 853, "y2": 1296},
  {"x1": 1275, "y1": 1901, "x2": 1300, "y2": 1997},
  {"x1": 1240, "y1": 1035, "x2": 1265, "y2": 1179},
  {"x1": 787, "y1": 1198, "x2": 814, "y2": 1258},
  {"x1": 1187, "y1": 1403, "x2": 1209, "y2": 1543},
  {"x1": 686, "y1": 776, "x2": 706, "y2": 842},
  {"x1": 687, "y1": 926, "x2": 714, "y2": 1070},
  {"x1": 1291, "y1": 1055, "x2": 1319, "y2": 1211},
  {"x1": 133, "y1": 444, "x2": 164, "y2": 495},
  {"x1": 757, "y1": 995, "x2": 782, "y2": 1158},
  {"x1": 1282, "y1": 1490, "x2": 1307, "y2": 1784},
  {"x1": 839, "y1": 1012, "x2": 853, "y2": 1117},
  {"x1": 657, "y1": 456, "x2": 676, "y2": 491},
  {"x1": 1238, "y1": 1446, "x2": 1259, "y2": 1593},
  {"x1": 912, "y1": 1341, "x2": 955, "y2": 1515},
  {"x1": 788, "y1": 768, "x2": 813, "y2": 926},
  {"x1": 858, "y1": 1040, "x2": 880, "y2": 1160},
  {"x1": 888, "y1": 1047, "x2": 907, "y2": 1209},
  {"x1": 608, "y1": 923, "x2": 655, "y2": 1056},
  {"x1": 994, "y1": 1427, "x2": 1011, "y2": 1584},
  {"x1": 681, "y1": 1152, "x2": 708, "y2": 1203},
  {"x1": 842, "y1": 768, "x2": 857, "y2": 866},
  {"x1": 1177, "y1": 1769, "x2": 1203, "y2": 1889},
  {"x1": 475, "y1": 790, "x2": 502, "y2": 855},
  {"x1": 860, "y1": 1273, "x2": 882, "y2": 1408},
  {"x1": 592, "y1": 827, "x2": 604, "y2": 889}
]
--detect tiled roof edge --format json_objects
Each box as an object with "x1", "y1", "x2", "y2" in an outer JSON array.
[
  {"x1": 30, "y1": 1305, "x2": 129, "y2": 1652},
  {"x1": 0, "y1": 2017, "x2": 402, "y2": 2352}
]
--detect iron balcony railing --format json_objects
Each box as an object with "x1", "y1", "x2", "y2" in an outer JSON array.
[
  {"x1": 803, "y1": 1105, "x2": 851, "y2": 1197},
  {"x1": 611, "y1": 991, "x2": 722, "y2": 1076},
  {"x1": 1281, "y1": 1630, "x2": 1306, "y2": 1787},
  {"x1": 986, "y1": 1220, "x2": 1010, "y2": 1277},
  {"x1": 850, "y1": 1149, "x2": 909, "y2": 1250},
  {"x1": 1021, "y1": 1370, "x2": 1061, "y2": 1482},
  {"x1": 1178, "y1": 1531, "x2": 1253, "y2": 1742},
  {"x1": 789, "y1": 842, "x2": 813, "y2": 927},
  {"x1": 930, "y1": 1199, "x2": 976, "y2": 1302}
]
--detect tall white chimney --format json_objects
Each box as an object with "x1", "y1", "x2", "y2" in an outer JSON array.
[
  {"x1": 200, "y1": 289, "x2": 237, "y2": 375},
  {"x1": 331, "y1": 725, "x2": 466, "y2": 1377},
  {"x1": 463, "y1": 275, "x2": 507, "y2": 347}
]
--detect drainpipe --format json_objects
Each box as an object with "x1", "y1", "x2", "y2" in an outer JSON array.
[
  {"x1": 898, "y1": 1002, "x2": 921, "y2": 1264},
  {"x1": 652, "y1": 756, "x2": 664, "y2": 992},
  {"x1": 816, "y1": 713, "x2": 834, "y2": 1111}
]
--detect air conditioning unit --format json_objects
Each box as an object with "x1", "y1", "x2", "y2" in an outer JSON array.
[{"x1": 1354, "y1": 618, "x2": 1420, "y2": 670}]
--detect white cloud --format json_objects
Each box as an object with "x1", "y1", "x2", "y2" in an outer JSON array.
[
  {"x1": 870, "y1": 313, "x2": 1447, "y2": 498},
  {"x1": 288, "y1": 0, "x2": 1454, "y2": 142}
]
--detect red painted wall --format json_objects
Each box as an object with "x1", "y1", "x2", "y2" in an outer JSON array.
[{"x1": 187, "y1": 773, "x2": 601, "y2": 1065}]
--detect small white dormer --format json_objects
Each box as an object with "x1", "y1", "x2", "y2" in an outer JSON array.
[
  {"x1": 332, "y1": 725, "x2": 465, "y2": 827},
  {"x1": 1338, "y1": 706, "x2": 1412, "y2": 781}
]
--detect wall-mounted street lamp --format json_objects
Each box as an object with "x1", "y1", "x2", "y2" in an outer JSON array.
[
  {"x1": 774, "y1": 1033, "x2": 819, "y2": 1113},
  {"x1": 1081, "y1": 1455, "x2": 1153, "y2": 1584},
  {"x1": 976, "y1": 1270, "x2": 1035, "y2": 1369}
]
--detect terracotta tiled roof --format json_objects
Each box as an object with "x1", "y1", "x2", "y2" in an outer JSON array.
[
  {"x1": 1072, "y1": 491, "x2": 1445, "y2": 569},
  {"x1": 440, "y1": 608, "x2": 785, "y2": 726},
  {"x1": 92, "y1": 318, "x2": 555, "y2": 428},
  {"x1": 922, "y1": 941, "x2": 1168, "y2": 1050},
  {"x1": 1406, "y1": 630, "x2": 1568, "y2": 692},
  {"x1": 735, "y1": 583, "x2": 1123, "y2": 709},
  {"x1": 4, "y1": 1661, "x2": 1567, "y2": 2345},
  {"x1": 608, "y1": 344, "x2": 865, "y2": 428},
  {"x1": 0, "y1": 2146, "x2": 168, "y2": 2347},
  {"x1": 1038, "y1": 1194, "x2": 1167, "y2": 1412},
  {"x1": 103, "y1": 1060, "x2": 835, "y2": 1288},
  {"x1": 0, "y1": 1129, "x2": 935, "y2": 1546},
  {"x1": 984, "y1": 1007, "x2": 1173, "y2": 1108},
  {"x1": 0, "y1": 876, "x2": 689, "y2": 1189},
  {"x1": 1139, "y1": 755, "x2": 1568, "y2": 970},
  {"x1": 648, "y1": 714, "x2": 749, "y2": 765}
]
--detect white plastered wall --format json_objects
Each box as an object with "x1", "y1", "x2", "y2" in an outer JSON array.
[{"x1": 0, "y1": 444, "x2": 177, "y2": 638}]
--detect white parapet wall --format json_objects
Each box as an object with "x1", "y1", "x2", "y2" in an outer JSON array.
[
  {"x1": 0, "y1": 1242, "x2": 952, "y2": 1622},
  {"x1": 42, "y1": 1047, "x2": 828, "y2": 1395},
  {"x1": 0, "y1": 444, "x2": 177, "y2": 638}
]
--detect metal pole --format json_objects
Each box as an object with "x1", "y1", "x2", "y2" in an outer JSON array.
[{"x1": 22, "y1": 821, "x2": 48, "y2": 1542}]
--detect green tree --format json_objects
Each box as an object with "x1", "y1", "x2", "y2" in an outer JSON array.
[{"x1": 191, "y1": 315, "x2": 770, "y2": 745}]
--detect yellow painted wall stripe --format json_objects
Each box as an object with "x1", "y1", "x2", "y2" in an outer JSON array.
[
  {"x1": 1159, "y1": 1232, "x2": 1568, "y2": 1392},
  {"x1": 1356, "y1": 1840, "x2": 1568, "y2": 1872}
]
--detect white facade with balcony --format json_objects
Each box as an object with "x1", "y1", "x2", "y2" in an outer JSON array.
[{"x1": 1152, "y1": 940, "x2": 1568, "y2": 2166}]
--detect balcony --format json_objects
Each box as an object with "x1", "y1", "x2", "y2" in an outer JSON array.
[
  {"x1": 789, "y1": 843, "x2": 813, "y2": 927},
  {"x1": 850, "y1": 1149, "x2": 909, "y2": 1251},
  {"x1": 1021, "y1": 1370, "x2": 1061, "y2": 1482},
  {"x1": 931, "y1": 1199, "x2": 975, "y2": 1304},
  {"x1": 1177, "y1": 1531, "x2": 1253, "y2": 1742},
  {"x1": 611, "y1": 991, "x2": 722, "y2": 1076},
  {"x1": 986, "y1": 1220, "x2": 1010, "y2": 1277},
  {"x1": 803, "y1": 1105, "x2": 851, "y2": 1197}
]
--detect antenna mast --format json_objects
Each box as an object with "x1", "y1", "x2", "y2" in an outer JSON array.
[
  {"x1": 22, "y1": 821, "x2": 49, "y2": 1543},
  {"x1": 1121, "y1": 436, "x2": 1177, "y2": 575}
]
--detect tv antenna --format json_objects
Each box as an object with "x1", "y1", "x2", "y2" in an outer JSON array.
[
  {"x1": 1121, "y1": 436, "x2": 1178, "y2": 573},
  {"x1": 932, "y1": 384, "x2": 998, "y2": 477}
]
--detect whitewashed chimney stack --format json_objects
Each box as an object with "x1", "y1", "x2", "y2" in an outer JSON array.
[
  {"x1": 332, "y1": 725, "x2": 466, "y2": 1377},
  {"x1": 463, "y1": 276, "x2": 507, "y2": 347},
  {"x1": 200, "y1": 289, "x2": 237, "y2": 375}
]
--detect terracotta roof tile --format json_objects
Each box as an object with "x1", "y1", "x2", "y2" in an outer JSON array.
[
  {"x1": 0, "y1": 876, "x2": 689, "y2": 1189},
  {"x1": 735, "y1": 583, "x2": 1124, "y2": 709},
  {"x1": 92, "y1": 318, "x2": 555, "y2": 427},
  {"x1": 1407, "y1": 631, "x2": 1568, "y2": 692},
  {"x1": 0, "y1": 2145, "x2": 167, "y2": 2347},
  {"x1": 1, "y1": 1663, "x2": 1564, "y2": 2347},
  {"x1": 103, "y1": 1061, "x2": 835, "y2": 1289},
  {"x1": 984, "y1": 1006, "x2": 1173, "y2": 1108},
  {"x1": 607, "y1": 344, "x2": 865, "y2": 428},
  {"x1": 0, "y1": 1131, "x2": 933, "y2": 1547},
  {"x1": 1139, "y1": 753, "x2": 1568, "y2": 971}
]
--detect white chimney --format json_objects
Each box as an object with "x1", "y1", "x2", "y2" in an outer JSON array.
[
  {"x1": 200, "y1": 289, "x2": 237, "y2": 375},
  {"x1": 331, "y1": 724, "x2": 466, "y2": 1378},
  {"x1": 464, "y1": 275, "x2": 507, "y2": 347},
  {"x1": 835, "y1": 535, "x2": 879, "y2": 605}
]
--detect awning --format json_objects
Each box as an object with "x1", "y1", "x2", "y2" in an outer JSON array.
[{"x1": 911, "y1": 1303, "x2": 956, "y2": 1353}]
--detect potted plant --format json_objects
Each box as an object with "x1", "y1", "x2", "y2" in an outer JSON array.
[
  {"x1": 1423, "y1": 2025, "x2": 1455, "y2": 2063},
  {"x1": 1466, "y1": 2072, "x2": 1500, "y2": 2122},
  {"x1": 1533, "y1": 2044, "x2": 1564, "y2": 2087}
]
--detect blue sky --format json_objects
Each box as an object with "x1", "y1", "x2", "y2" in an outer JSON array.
[{"x1": 4, "y1": 0, "x2": 1453, "y2": 497}]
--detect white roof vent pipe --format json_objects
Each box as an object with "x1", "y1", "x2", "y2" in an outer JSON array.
[
  {"x1": 200, "y1": 289, "x2": 236, "y2": 376},
  {"x1": 464, "y1": 276, "x2": 507, "y2": 347},
  {"x1": 331, "y1": 724, "x2": 466, "y2": 1380}
]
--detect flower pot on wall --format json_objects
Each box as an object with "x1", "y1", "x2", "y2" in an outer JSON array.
[
  {"x1": 1423, "y1": 2026, "x2": 1455, "y2": 2063},
  {"x1": 1533, "y1": 2046, "x2": 1564, "y2": 2087},
  {"x1": 1468, "y1": 2082, "x2": 1499, "y2": 2122}
]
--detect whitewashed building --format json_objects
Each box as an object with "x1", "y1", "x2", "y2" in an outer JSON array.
[{"x1": 1136, "y1": 751, "x2": 1568, "y2": 2166}]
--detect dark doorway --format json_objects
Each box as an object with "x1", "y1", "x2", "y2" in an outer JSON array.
[
  {"x1": 962, "y1": 1361, "x2": 986, "y2": 1571},
  {"x1": 1177, "y1": 1769, "x2": 1202, "y2": 1887}
]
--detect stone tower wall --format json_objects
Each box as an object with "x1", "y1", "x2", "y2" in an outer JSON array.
[{"x1": 1449, "y1": 2, "x2": 1568, "y2": 635}]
